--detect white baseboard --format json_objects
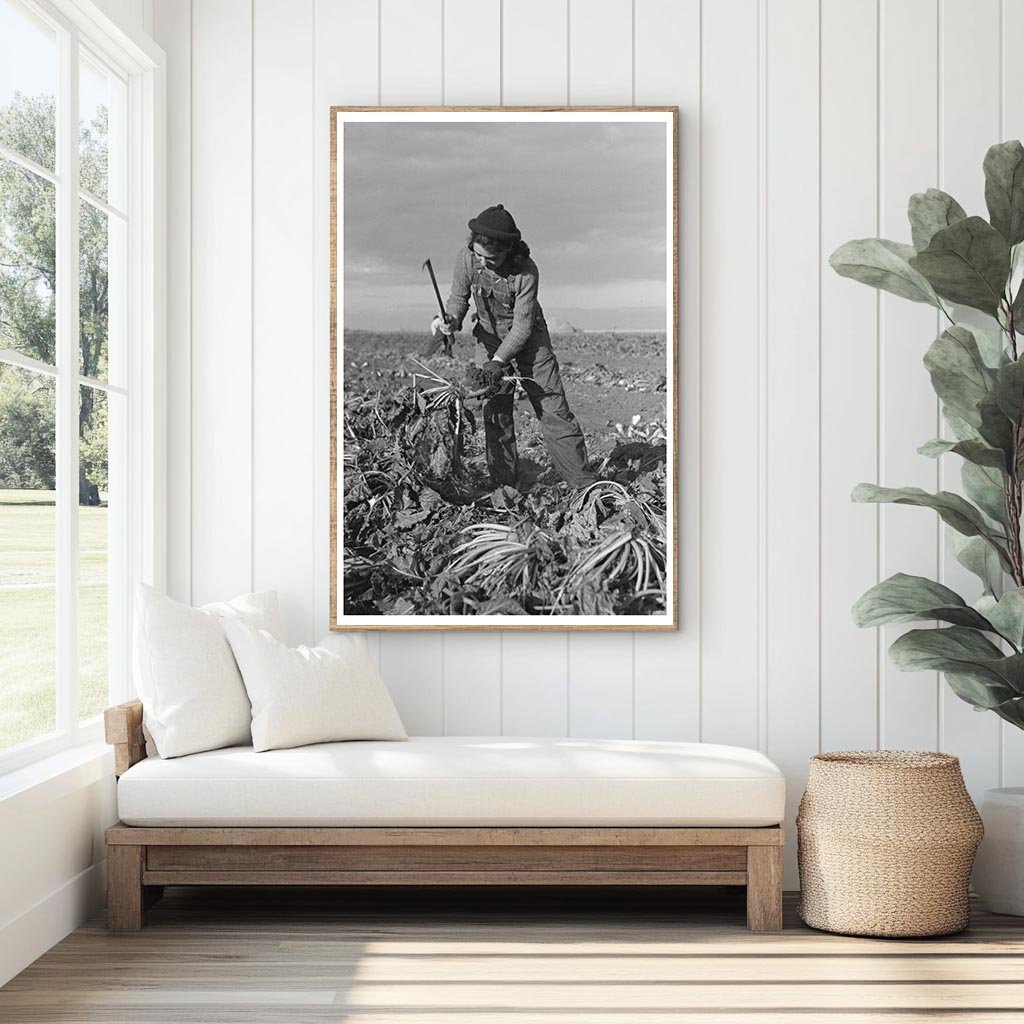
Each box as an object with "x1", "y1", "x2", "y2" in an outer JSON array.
[{"x1": 0, "y1": 858, "x2": 107, "y2": 987}]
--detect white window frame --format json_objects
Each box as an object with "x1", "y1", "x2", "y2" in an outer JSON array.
[{"x1": 0, "y1": 0, "x2": 165, "y2": 776}]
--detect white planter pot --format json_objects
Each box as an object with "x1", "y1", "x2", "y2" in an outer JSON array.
[{"x1": 973, "y1": 787, "x2": 1024, "y2": 916}]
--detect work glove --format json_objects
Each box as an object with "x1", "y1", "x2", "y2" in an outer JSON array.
[
  {"x1": 481, "y1": 360, "x2": 505, "y2": 387},
  {"x1": 431, "y1": 315, "x2": 456, "y2": 336}
]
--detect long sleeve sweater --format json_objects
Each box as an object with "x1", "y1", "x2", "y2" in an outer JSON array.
[{"x1": 444, "y1": 247, "x2": 545, "y2": 362}]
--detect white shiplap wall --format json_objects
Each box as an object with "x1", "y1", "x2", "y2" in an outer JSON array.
[{"x1": 153, "y1": 0, "x2": 1024, "y2": 884}]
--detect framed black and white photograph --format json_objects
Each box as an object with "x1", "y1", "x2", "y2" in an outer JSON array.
[{"x1": 330, "y1": 107, "x2": 678, "y2": 630}]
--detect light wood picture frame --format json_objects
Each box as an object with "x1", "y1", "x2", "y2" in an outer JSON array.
[{"x1": 330, "y1": 107, "x2": 679, "y2": 630}]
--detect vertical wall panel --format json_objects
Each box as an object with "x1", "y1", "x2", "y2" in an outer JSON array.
[
  {"x1": 313, "y1": 0, "x2": 380, "y2": 663},
  {"x1": 938, "y1": 0, "x2": 1002, "y2": 796},
  {"x1": 564, "y1": 0, "x2": 636, "y2": 738},
  {"x1": 498, "y1": 0, "x2": 571, "y2": 738},
  {"x1": 502, "y1": 0, "x2": 567, "y2": 104},
  {"x1": 568, "y1": 634, "x2": 634, "y2": 738},
  {"x1": 380, "y1": 0, "x2": 443, "y2": 105},
  {"x1": 1002, "y1": 0, "x2": 1024, "y2": 786},
  {"x1": 443, "y1": 0, "x2": 501, "y2": 105},
  {"x1": 190, "y1": 0, "x2": 253, "y2": 605},
  {"x1": 819, "y1": 0, "x2": 879, "y2": 752},
  {"x1": 253, "y1": 0, "x2": 316, "y2": 646},
  {"x1": 764, "y1": 0, "x2": 821, "y2": 884},
  {"x1": 877, "y1": 0, "x2": 941, "y2": 751},
  {"x1": 441, "y1": 0, "x2": 504, "y2": 733},
  {"x1": 699, "y1": 0, "x2": 760, "y2": 749},
  {"x1": 153, "y1": 0, "x2": 190, "y2": 604},
  {"x1": 444, "y1": 639, "x2": 502, "y2": 734},
  {"x1": 632, "y1": 0, "x2": 700, "y2": 742},
  {"x1": 444, "y1": 626, "x2": 503, "y2": 733},
  {"x1": 380, "y1": 634, "x2": 445, "y2": 734},
  {"x1": 568, "y1": 0, "x2": 632, "y2": 104},
  {"x1": 376, "y1": 0, "x2": 446, "y2": 722},
  {"x1": 502, "y1": 634, "x2": 569, "y2": 736}
]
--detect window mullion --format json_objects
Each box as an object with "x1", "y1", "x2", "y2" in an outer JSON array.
[
  {"x1": 0, "y1": 143, "x2": 60, "y2": 188},
  {"x1": 55, "y1": 23, "x2": 81, "y2": 735}
]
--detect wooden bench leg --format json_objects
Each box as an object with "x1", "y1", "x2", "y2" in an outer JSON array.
[
  {"x1": 107, "y1": 845, "x2": 145, "y2": 931},
  {"x1": 746, "y1": 845, "x2": 783, "y2": 931}
]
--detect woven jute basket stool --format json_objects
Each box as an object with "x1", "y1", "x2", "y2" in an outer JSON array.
[{"x1": 797, "y1": 751, "x2": 983, "y2": 938}]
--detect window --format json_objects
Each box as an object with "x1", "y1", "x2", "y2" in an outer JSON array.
[{"x1": 0, "y1": 0, "x2": 161, "y2": 773}]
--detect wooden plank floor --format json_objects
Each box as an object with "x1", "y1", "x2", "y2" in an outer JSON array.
[{"x1": 3, "y1": 885, "x2": 1024, "y2": 1022}]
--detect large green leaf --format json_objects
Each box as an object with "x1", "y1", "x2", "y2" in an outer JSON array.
[
  {"x1": 909, "y1": 216, "x2": 1010, "y2": 314},
  {"x1": 852, "y1": 573, "x2": 994, "y2": 630},
  {"x1": 977, "y1": 589, "x2": 1024, "y2": 649},
  {"x1": 993, "y1": 357, "x2": 1024, "y2": 423},
  {"x1": 851, "y1": 483, "x2": 1009, "y2": 554},
  {"x1": 984, "y1": 140, "x2": 1024, "y2": 246},
  {"x1": 950, "y1": 532, "x2": 1004, "y2": 596},
  {"x1": 830, "y1": 238, "x2": 942, "y2": 307},
  {"x1": 1009, "y1": 242, "x2": 1024, "y2": 315},
  {"x1": 918, "y1": 437, "x2": 1007, "y2": 470},
  {"x1": 962, "y1": 461, "x2": 1009, "y2": 528},
  {"x1": 908, "y1": 188, "x2": 968, "y2": 251},
  {"x1": 944, "y1": 671, "x2": 1024, "y2": 714},
  {"x1": 889, "y1": 626, "x2": 1024, "y2": 701},
  {"x1": 1006, "y1": 241, "x2": 1024, "y2": 327},
  {"x1": 923, "y1": 325, "x2": 997, "y2": 427},
  {"x1": 1011, "y1": 285, "x2": 1024, "y2": 330},
  {"x1": 984, "y1": 687, "x2": 1024, "y2": 728},
  {"x1": 977, "y1": 391, "x2": 1016, "y2": 458},
  {"x1": 942, "y1": 407, "x2": 983, "y2": 442},
  {"x1": 965, "y1": 321, "x2": 1011, "y2": 368}
]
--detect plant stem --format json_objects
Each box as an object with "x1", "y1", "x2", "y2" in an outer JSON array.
[
  {"x1": 1006, "y1": 307, "x2": 1024, "y2": 587},
  {"x1": 1006, "y1": 475, "x2": 1024, "y2": 588}
]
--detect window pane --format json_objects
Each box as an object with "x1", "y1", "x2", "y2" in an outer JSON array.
[
  {"x1": 79, "y1": 51, "x2": 125, "y2": 209},
  {"x1": 0, "y1": 157, "x2": 56, "y2": 364},
  {"x1": 0, "y1": 362, "x2": 56, "y2": 750},
  {"x1": 0, "y1": 0, "x2": 57, "y2": 173},
  {"x1": 80, "y1": 203, "x2": 124, "y2": 383},
  {"x1": 79, "y1": 384, "x2": 109, "y2": 722}
]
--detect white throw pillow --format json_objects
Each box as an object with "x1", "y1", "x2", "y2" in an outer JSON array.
[
  {"x1": 223, "y1": 621, "x2": 407, "y2": 752},
  {"x1": 133, "y1": 584, "x2": 283, "y2": 758}
]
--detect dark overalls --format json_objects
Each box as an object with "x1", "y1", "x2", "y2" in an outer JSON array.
[{"x1": 444, "y1": 247, "x2": 595, "y2": 487}]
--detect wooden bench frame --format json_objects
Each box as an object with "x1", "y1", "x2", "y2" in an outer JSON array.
[{"x1": 104, "y1": 699, "x2": 784, "y2": 932}]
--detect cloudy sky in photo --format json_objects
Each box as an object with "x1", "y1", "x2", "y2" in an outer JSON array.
[{"x1": 342, "y1": 120, "x2": 669, "y2": 332}]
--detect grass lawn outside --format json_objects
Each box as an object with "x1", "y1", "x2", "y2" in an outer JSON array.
[{"x1": 0, "y1": 489, "x2": 109, "y2": 751}]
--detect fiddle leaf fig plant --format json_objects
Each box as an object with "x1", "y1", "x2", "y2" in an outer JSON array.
[{"x1": 832, "y1": 140, "x2": 1024, "y2": 731}]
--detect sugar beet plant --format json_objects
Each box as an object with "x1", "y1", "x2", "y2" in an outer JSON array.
[
  {"x1": 832, "y1": 140, "x2": 1024, "y2": 730},
  {"x1": 342, "y1": 360, "x2": 668, "y2": 617}
]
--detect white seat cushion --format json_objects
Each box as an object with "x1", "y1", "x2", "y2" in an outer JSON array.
[{"x1": 117, "y1": 736, "x2": 785, "y2": 827}]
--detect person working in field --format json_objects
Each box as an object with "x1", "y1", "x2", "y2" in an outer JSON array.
[{"x1": 431, "y1": 203, "x2": 597, "y2": 489}]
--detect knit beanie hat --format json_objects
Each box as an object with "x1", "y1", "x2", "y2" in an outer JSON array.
[{"x1": 468, "y1": 203, "x2": 521, "y2": 245}]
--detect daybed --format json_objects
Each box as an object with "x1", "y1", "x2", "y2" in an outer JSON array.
[{"x1": 104, "y1": 699, "x2": 786, "y2": 932}]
